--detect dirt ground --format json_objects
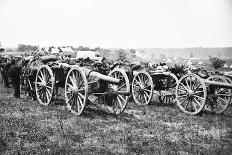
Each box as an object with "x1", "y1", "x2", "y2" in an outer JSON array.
[{"x1": 0, "y1": 81, "x2": 232, "y2": 155}]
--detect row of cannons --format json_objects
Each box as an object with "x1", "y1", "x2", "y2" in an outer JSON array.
[{"x1": 13, "y1": 55, "x2": 232, "y2": 116}]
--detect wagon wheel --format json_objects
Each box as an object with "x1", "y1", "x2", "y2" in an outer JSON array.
[
  {"x1": 35, "y1": 65, "x2": 54, "y2": 106},
  {"x1": 176, "y1": 74, "x2": 207, "y2": 115},
  {"x1": 108, "y1": 69, "x2": 130, "y2": 114},
  {"x1": 65, "y1": 67, "x2": 88, "y2": 116},
  {"x1": 132, "y1": 71, "x2": 154, "y2": 105},
  {"x1": 159, "y1": 73, "x2": 178, "y2": 104},
  {"x1": 205, "y1": 75, "x2": 231, "y2": 114},
  {"x1": 224, "y1": 76, "x2": 232, "y2": 105}
]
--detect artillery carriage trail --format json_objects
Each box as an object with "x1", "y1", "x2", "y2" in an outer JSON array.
[{"x1": 20, "y1": 55, "x2": 232, "y2": 116}]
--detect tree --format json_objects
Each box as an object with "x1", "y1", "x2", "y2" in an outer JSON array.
[
  {"x1": 116, "y1": 49, "x2": 128, "y2": 60},
  {"x1": 209, "y1": 57, "x2": 225, "y2": 70}
]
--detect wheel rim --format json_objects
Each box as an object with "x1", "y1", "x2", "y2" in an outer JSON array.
[
  {"x1": 35, "y1": 65, "x2": 54, "y2": 106},
  {"x1": 205, "y1": 75, "x2": 231, "y2": 114},
  {"x1": 108, "y1": 69, "x2": 130, "y2": 114},
  {"x1": 132, "y1": 71, "x2": 154, "y2": 105},
  {"x1": 65, "y1": 67, "x2": 88, "y2": 116},
  {"x1": 159, "y1": 73, "x2": 178, "y2": 104},
  {"x1": 176, "y1": 74, "x2": 206, "y2": 115}
]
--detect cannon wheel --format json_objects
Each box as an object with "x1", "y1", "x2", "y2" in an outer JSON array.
[
  {"x1": 205, "y1": 75, "x2": 231, "y2": 114},
  {"x1": 35, "y1": 65, "x2": 54, "y2": 106},
  {"x1": 224, "y1": 76, "x2": 232, "y2": 105},
  {"x1": 159, "y1": 73, "x2": 178, "y2": 104},
  {"x1": 108, "y1": 69, "x2": 130, "y2": 114},
  {"x1": 176, "y1": 74, "x2": 207, "y2": 115},
  {"x1": 132, "y1": 71, "x2": 154, "y2": 105},
  {"x1": 65, "y1": 67, "x2": 88, "y2": 116}
]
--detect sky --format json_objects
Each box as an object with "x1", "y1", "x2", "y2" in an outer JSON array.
[{"x1": 0, "y1": 0, "x2": 232, "y2": 48}]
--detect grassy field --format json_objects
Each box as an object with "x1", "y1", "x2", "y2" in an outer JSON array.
[{"x1": 0, "y1": 82, "x2": 232, "y2": 154}]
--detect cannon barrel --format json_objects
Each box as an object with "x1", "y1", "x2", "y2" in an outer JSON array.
[
  {"x1": 83, "y1": 68, "x2": 120, "y2": 84},
  {"x1": 204, "y1": 79, "x2": 232, "y2": 89}
]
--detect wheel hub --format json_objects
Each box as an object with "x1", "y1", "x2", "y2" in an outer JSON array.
[
  {"x1": 72, "y1": 87, "x2": 78, "y2": 95},
  {"x1": 188, "y1": 89, "x2": 194, "y2": 97},
  {"x1": 40, "y1": 81, "x2": 47, "y2": 87}
]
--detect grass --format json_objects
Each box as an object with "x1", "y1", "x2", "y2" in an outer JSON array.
[{"x1": 0, "y1": 82, "x2": 232, "y2": 154}]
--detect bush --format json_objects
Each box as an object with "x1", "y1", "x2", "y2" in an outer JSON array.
[{"x1": 209, "y1": 57, "x2": 225, "y2": 70}]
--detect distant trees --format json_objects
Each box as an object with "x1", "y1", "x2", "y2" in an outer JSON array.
[
  {"x1": 209, "y1": 56, "x2": 225, "y2": 70},
  {"x1": 17, "y1": 44, "x2": 38, "y2": 52}
]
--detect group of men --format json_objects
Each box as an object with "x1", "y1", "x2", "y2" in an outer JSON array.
[{"x1": 0, "y1": 56, "x2": 21, "y2": 98}]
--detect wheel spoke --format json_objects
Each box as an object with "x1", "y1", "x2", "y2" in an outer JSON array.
[
  {"x1": 117, "y1": 83, "x2": 126, "y2": 91},
  {"x1": 185, "y1": 78, "x2": 190, "y2": 89},
  {"x1": 45, "y1": 91, "x2": 50, "y2": 102},
  {"x1": 45, "y1": 85, "x2": 52, "y2": 90},
  {"x1": 144, "y1": 91, "x2": 150, "y2": 99},
  {"x1": 179, "y1": 97, "x2": 188, "y2": 105},
  {"x1": 38, "y1": 75, "x2": 43, "y2": 82},
  {"x1": 177, "y1": 88, "x2": 187, "y2": 93},
  {"x1": 193, "y1": 95, "x2": 204, "y2": 100},
  {"x1": 143, "y1": 93, "x2": 148, "y2": 102},
  {"x1": 178, "y1": 94, "x2": 188, "y2": 98},
  {"x1": 193, "y1": 97, "x2": 201, "y2": 107},
  {"x1": 78, "y1": 92, "x2": 85, "y2": 99},
  {"x1": 144, "y1": 88, "x2": 151, "y2": 93},
  {"x1": 45, "y1": 88, "x2": 52, "y2": 98},
  {"x1": 116, "y1": 96, "x2": 123, "y2": 109},
  {"x1": 180, "y1": 82, "x2": 188, "y2": 91},
  {"x1": 77, "y1": 95, "x2": 83, "y2": 110}
]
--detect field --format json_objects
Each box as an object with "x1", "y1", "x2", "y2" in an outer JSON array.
[{"x1": 0, "y1": 80, "x2": 232, "y2": 154}]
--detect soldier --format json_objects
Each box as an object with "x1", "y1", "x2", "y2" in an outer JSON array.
[
  {"x1": 1, "y1": 58, "x2": 11, "y2": 87},
  {"x1": 8, "y1": 59, "x2": 21, "y2": 98}
]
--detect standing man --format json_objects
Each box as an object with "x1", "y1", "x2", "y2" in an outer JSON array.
[{"x1": 8, "y1": 59, "x2": 21, "y2": 98}]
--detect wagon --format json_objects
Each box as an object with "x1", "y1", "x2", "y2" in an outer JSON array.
[
  {"x1": 175, "y1": 73, "x2": 232, "y2": 115},
  {"x1": 33, "y1": 56, "x2": 130, "y2": 115}
]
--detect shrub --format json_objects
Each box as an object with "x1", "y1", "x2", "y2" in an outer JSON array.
[{"x1": 209, "y1": 56, "x2": 225, "y2": 70}]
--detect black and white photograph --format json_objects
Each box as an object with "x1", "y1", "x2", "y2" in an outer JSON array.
[{"x1": 0, "y1": 0, "x2": 232, "y2": 154}]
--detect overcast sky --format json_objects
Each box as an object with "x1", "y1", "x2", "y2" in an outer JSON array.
[{"x1": 0, "y1": 0, "x2": 231, "y2": 48}]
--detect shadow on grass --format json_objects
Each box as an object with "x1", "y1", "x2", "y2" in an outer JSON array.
[{"x1": 81, "y1": 106, "x2": 136, "y2": 122}]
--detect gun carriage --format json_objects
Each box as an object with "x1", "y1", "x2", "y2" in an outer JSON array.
[
  {"x1": 23, "y1": 55, "x2": 130, "y2": 115},
  {"x1": 175, "y1": 73, "x2": 232, "y2": 115},
  {"x1": 113, "y1": 62, "x2": 178, "y2": 105},
  {"x1": 131, "y1": 65, "x2": 178, "y2": 105}
]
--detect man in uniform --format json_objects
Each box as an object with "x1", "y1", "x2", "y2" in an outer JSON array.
[
  {"x1": 0, "y1": 58, "x2": 11, "y2": 87},
  {"x1": 8, "y1": 59, "x2": 21, "y2": 98}
]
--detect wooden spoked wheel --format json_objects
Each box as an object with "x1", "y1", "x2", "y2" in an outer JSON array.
[
  {"x1": 205, "y1": 75, "x2": 231, "y2": 114},
  {"x1": 132, "y1": 71, "x2": 154, "y2": 105},
  {"x1": 108, "y1": 69, "x2": 130, "y2": 114},
  {"x1": 224, "y1": 76, "x2": 232, "y2": 105},
  {"x1": 159, "y1": 73, "x2": 178, "y2": 104},
  {"x1": 176, "y1": 74, "x2": 207, "y2": 115},
  {"x1": 35, "y1": 65, "x2": 54, "y2": 106},
  {"x1": 65, "y1": 67, "x2": 88, "y2": 116}
]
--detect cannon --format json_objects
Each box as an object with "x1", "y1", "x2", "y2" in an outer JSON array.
[
  {"x1": 131, "y1": 69, "x2": 178, "y2": 105},
  {"x1": 175, "y1": 74, "x2": 232, "y2": 115},
  {"x1": 34, "y1": 61, "x2": 130, "y2": 115}
]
